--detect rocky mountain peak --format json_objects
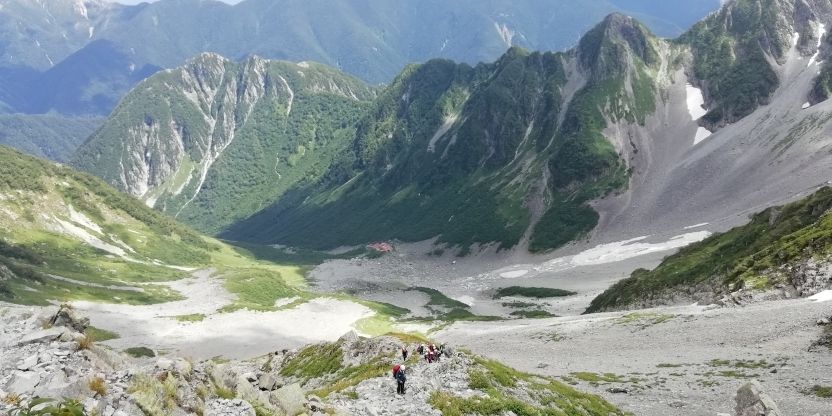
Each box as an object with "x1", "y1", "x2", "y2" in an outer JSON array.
[{"x1": 577, "y1": 13, "x2": 659, "y2": 80}]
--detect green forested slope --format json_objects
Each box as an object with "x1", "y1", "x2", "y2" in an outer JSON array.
[{"x1": 588, "y1": 188, "x2": 832, "y2": 312}]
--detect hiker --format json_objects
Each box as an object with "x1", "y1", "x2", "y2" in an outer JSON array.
[
  {"x1": 401, "y1": 346, "x2": 408, "y2": 361},
  {"x1": 417, "y1": 344, "x2": 425, "y2": 356},
  {"x1": 395, "y1": 364, "x2": 407, "y2": 394}
]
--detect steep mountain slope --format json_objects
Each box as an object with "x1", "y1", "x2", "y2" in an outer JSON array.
[
  {"x1": 592, "y1": 0, "x2": 832, "y2": 243},
  {"x1": 85, "y1": 0, "x2": 832, "y2": 256},
  {"x1": 73, "y1": 54, "x2": 376, "y2": 234},
  {"x1": 0, "y1": 145, "x2": 305, "y2": 306},
  {"x1": 224, "y1": 14, "x2": 666, "y2": 252},
  {"x1": 587, "y1": 187, "x2": 832, "y2": 312},
  {"x1": 0, "y1": 0, "x2": 719, "y2": 165},
  {"x1": 0, "y1": 114, "x2": 102, "y2": 162}
]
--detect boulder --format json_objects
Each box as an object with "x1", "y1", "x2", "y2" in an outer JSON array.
[
  {"x1": 50, "y1": 306, "x2": 90, "y2": 333},
  {"x1": 6, "y1": 370, "x2": 41, "y2": 394},
  {"x1": 272, "y1": 383, "x2": 306, "y2": 416},
  {"x1": 16, "y1": 354, "x2": 38, "y2": 371},
  {"x1": 735, "y1": 381, "x2": 781, "y2": 416},
  {"x1": 257, "y1": 372, "x2": 280, "y2": 391},
  {"x1": 17, "y1": 327, "x2": 67, "y2": 346}
]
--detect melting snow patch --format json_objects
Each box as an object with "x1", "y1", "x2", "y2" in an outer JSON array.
[
  {"x1": 809, "y1": 290, "x2": 832, "y2": 302},
  {"x1": 808, "y1": 23, "x2": 826, "y2": 67},
  {"x1": 562, "y1": 231, "x2": 711, "y2": 267},
  {"x1": 683, "y1": 223, "x2": 709, "y2": 230},
  {"x1": 685, "y1": 83, "x2": 708, "y2": 120},
  {"x1": 499, "y1": 270, "x2": 529, "y2": 278},
  {"x1": 793, "y1": 32, "x2": 800, "y2": 47},
  {"x1": 694, "y1": 127, "x2": 712, "y2": 145},
  {"x1": 686, "y1": 83, "x2": 713, "y2": 144},
  {"x1": 802, "y1": 102, "x2": 811, "y2": 109},
  {"x1": 450, "y1": 295, "x2": 474, "y2": 307}
]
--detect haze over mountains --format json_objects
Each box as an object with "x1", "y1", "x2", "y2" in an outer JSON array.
[{"x1": 0, "y1": 0, "x2": 721, "y2": 162}]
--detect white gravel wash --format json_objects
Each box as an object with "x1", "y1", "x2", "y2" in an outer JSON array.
[{"x1": 72, "y1": 270, "x2": 374, "y2": 360}]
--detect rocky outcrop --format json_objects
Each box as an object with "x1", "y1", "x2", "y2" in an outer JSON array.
[{"x1": 735, "y1": 381, "x2": 782, "y2": 416}]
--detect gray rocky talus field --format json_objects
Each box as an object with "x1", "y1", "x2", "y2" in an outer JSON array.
[{"x1": 0, "y1": 305, "x2": 629, "y2": 416}]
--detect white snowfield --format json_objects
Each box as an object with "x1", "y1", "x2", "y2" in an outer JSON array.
[
  {"x1": 685, "y1": 83, "x2": 712, "y2": 144},
  {"x1": 808, "y1": 289, "x2": 832, "y2": 302},
  {"x1": 537, "y1": 231, "x2": 711, "y2": 273}
]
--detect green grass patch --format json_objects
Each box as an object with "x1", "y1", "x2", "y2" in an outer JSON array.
[
  {"x1": 432, "y1": 354, "x2": 625, "y2": 415},
  {"x1": 280, "y1": 343, "x2": 344, "y2": 381},
  {"x1": 494, "y1": 286, "x2": 576, "y2": 299},
  {"x1": 411, "y1": 287, "x2": 469, "y2": 309},
  {"x1": 570, "y1": 372, "x2": 624, "y2": 383},
  {"x1": 615, "y1": 312, "x2": 674, "y2": 327},
  {"x1": 811, "y1": 385, "x2": 832, "y2": 398},
  {"x1": 220, "y1": 268, "x2": 304, "y2": 312},
  {"x1": 125, "y1": 347, "x2": 156, "y2": 358},
  {"x1": 84, "y1": 326, "x2": 119, "y2": 342},
  {"x1": 509, "y1": 310, "x2": 557, "y2": 319},
  {"x1": 173, "y1": 313, "x2": 206, "y2": 322},
  {"x1": 706, "y1": 359, "x2": 773, "y2": 369},
  {"x1": 656, "y1": 363, "x2": 685, "y2": 368}
]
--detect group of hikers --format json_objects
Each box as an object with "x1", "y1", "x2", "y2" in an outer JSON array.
[{"x1": 391, "y1": 343, "x2": 447, "y2": 395}]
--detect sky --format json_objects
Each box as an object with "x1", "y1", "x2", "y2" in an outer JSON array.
[{"x1": 114, "y1": 0, "x2": 243, "y2": 4}]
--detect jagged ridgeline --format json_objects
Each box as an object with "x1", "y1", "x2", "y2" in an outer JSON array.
[
  {"x1": 0, "y1": 145, "x2": 302, "y2": 306},
  {"x1": 76, "y1": 0, "x2": 832, "y2": 253},
  {"x1": 587, "y1": 187, "x2": 832, "y2": 313},
  {"x1": 73, "y1": 54, "x2": 376, "y2": 234},
  {"x1": 681, "y1": 0, "x2": 832, "y2": 128},
  {"x1": 224, "y1": 14, "x2": 660, "y2": 252}
]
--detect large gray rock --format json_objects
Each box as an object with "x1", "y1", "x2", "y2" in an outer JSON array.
[
  {"x1": 272, "y1": 383, "x2": 306, "y2": 416},
  {"x1": 735, "y1": 381, "x2": 781, "y2": 416},
  {"x1": 6, "y1": 370, "x2": 41, "y2": 394},
  {"x1": 16, "y1": 327, "x2": 67, "y2": 346},
  {"x1": 205, "y1": 399, "x2": 256, "y2": 416},
  {"x1": 50, "y1": 306, "x2": 90, "y2": 333}
]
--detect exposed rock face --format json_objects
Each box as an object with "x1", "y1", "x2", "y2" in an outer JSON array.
[
  {"x1": 735, "y1": 381, "x2": 782, "y2": 416},
  {"x1": 73, "y1": 53, "x2": 375, "y2": 233}
]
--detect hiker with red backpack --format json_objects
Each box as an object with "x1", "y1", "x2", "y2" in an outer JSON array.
[{"x1": 392, "y1": 364, "x2": 407, "y2": 394}]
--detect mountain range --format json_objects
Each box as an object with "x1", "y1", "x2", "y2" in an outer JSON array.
[
  {"x1": 75, "y1": 0, "x2": 832, "y2": 259},
  {"x1": 0, "y1": 0, "x2": 721, "y2": 162}
]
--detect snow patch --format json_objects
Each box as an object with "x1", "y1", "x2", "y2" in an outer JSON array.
[
  {"x1": 808, "y1": 23, "x2": 826, "y2": 67},
  {"x1": 694, "y1": 127, "x2": 713, "y2": 144},
  {"x1": 793, "y1": 32, "x2": 800, "y2": 48},
  {"x1": 685, "y1": 83, "x2": 708, "y2": 120},
  {"x1": 297, "y1": 61, "x2": 310, "y2": 68},
  {"x1": 499, "y1": 270, "x2": 529, "y2": 279},
  {"x1": 686, "y1": 83, "x2": 713, "y2": 144},
  {"x1": 802, "y1": 102, "x2": 811, "y2": 109},
  {"x1": 683, "y1": 223, "x2": 709, "y2": 230},
  {"x1": 538, "y1": 232, "x2": 711, "y2": 272},
  {"x1": 88, "y1": 26, "x2": 94, "y2": 39},
  {"x1": 808, "y1": 290, "x2": 832, "y2": 302}
]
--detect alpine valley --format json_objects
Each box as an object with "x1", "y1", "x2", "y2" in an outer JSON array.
[{"x1": 1, "y1": 1, "x2": 832, "y2": 416}]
